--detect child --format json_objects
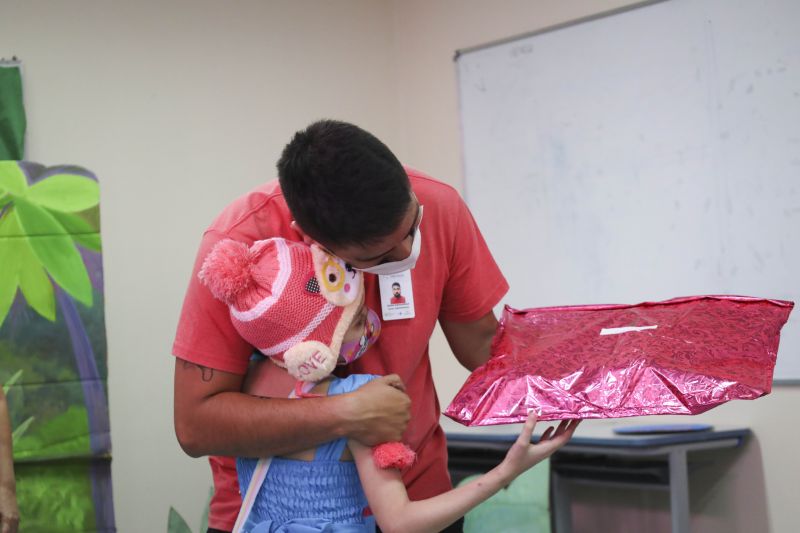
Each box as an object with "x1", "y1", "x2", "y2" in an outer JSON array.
[
  {"x1": 0, "y1": 387, "x2": 20, "y2": 533},
  {"x1": 200, "y1": 237, "x2": 579, "y2": 533}
]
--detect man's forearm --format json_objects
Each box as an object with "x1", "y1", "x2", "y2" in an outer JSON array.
[
  {"x1": 174, "y1": 358, "x2": 410, "y2": 457},
  {"x1": 440, "y1": 311, "x2": 499, "y2": 371},
  {"x1": 175, "y1": 389, "x2": 353, "y2": 458},
  {"x1": 174, "y1": 358, "x2": 355, "y2": 457}
]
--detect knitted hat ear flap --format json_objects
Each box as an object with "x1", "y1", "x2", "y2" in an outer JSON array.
[{"x1": 283, "y1": 341, "x2": 337, "y2": 382}]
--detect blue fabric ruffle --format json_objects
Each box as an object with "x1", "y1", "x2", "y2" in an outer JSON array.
[
  {"x1": 247, "y1": 516, "x2": 369, "y2": 533},
  {"x1": 237, "y1": 375, "x2": 379, "y2": 533}
]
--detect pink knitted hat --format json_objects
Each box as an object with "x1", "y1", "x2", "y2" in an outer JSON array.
[{"x1": 198, "y1": 237, "x2": 364, "y2": 382}]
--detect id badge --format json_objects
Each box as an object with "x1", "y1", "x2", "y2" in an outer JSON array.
[{"x1": 378, "y1": 270, "x2": 415, "y2": 321}]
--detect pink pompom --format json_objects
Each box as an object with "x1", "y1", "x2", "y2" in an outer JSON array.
[
  {"x1": 198, "y1": 239, "x2": 257, "y2": 304},
  {"x1": 372, "y1": 441, "x2": 416, "y2": 470}
]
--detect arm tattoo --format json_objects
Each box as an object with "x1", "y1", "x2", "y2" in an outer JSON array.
[{"x1": 182, "y1": 361, "x2": 215, "y2": 382}]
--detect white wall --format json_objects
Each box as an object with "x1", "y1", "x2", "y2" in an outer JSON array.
[
  {"x1": 2, "y1": 1, "x2": 797, "y2": 532},
  {"x1": 386, "y1": 1, "x2": 799, "y2": 533},
  {"x1": 1, "y1": 1, "x2": 400, "y2": 531}
]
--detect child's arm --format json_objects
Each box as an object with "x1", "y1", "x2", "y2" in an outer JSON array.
[
  {"x1": 351, "y1": 413, "x2": 579, "y2": 533},
  {"x1": 0, "y1": 388, "x2": 20, "y2": 533}
]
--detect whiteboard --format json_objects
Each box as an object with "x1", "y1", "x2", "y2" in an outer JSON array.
[{"x1": 457, "y1": 0, "x2": 800, "y2": 382}]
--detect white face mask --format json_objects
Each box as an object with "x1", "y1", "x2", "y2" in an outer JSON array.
[{"x1": 355, "y1": 207, "x2": 423, "y2": 276}]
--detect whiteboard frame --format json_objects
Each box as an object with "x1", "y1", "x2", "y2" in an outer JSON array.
[{"x1": 454, "y1": 0, "x2": 667, "y2": 61}]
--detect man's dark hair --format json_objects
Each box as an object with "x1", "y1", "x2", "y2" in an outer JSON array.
[
  {"x1": 392, "y1": 282, "x2": 401, "y2": 289},
  {"x1": 278, "y1": 120, "x2": 411, "y2": 246}
]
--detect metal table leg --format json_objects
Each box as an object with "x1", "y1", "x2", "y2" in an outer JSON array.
[
  {"x1": 669, "y1": 449, "x2": 690, "y2": 533},
  {"x1": 552, "y1": 471, "x2": 572, "y2": 533}
]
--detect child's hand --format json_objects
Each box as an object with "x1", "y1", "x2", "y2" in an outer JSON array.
[{"x1": 499, "y1": 413, "x2": 580, "y2": 482}]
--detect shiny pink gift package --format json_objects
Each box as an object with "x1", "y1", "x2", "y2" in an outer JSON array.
[{"x1": 445, "y1": 295, "x2": 794, "y2": 425}]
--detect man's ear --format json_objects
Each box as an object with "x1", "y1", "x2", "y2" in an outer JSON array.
[{"x1": 290, "y1": 221, "x2": 315, "y2": 245}]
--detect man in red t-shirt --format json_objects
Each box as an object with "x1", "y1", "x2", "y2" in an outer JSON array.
[{"x1": 172, "y1": 120, "x2": 508, "y2": 533}]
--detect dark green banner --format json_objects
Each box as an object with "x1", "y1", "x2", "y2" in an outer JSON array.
[{"x1": 0, "y1": 63, "x2": 26, "y2": 160}]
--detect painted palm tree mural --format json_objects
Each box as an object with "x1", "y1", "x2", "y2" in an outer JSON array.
[{"x1": 0, "y1": 161, "x2": 115, "y2": 531}]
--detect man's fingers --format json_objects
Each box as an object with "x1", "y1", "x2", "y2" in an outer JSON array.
[
  {"x1": 349, "y1": 373, "x2": 413, "y2": 444},
  {"x1": 380, "y1": 374, "x2": 407, "y2": 392}
]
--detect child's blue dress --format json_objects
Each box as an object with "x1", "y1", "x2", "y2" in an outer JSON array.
[{"x1": 236, "y1": 374, "x2": 378, "y2": 533}]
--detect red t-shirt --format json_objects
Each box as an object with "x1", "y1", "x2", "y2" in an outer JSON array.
[{"x1": 172, "y1": 168, "x2": 508, "y2": 530}]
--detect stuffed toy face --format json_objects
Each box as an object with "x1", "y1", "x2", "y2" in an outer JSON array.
[{"x1": 311, "y1": 243, "x2": 361, "y2": 306}]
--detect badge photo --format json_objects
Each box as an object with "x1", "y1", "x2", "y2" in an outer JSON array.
[{"x1": 378, "y1": 270, "x2": 415, "y2": 321}]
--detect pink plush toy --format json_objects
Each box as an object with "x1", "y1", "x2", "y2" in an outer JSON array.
[{"x1": 199, "y1": 237, "x2": 415, "y2": 470}]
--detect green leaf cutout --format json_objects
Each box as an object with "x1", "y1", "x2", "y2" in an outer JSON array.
[
  {"x1": 3, "y1": 369, "x2": 23, "y2": 394},
  {"x1": 168, "y1": 507, "x2": 193, "y2": 533},
  {"x1": 13, "y1": 197, "x2": 93, "y2": 307},
  {"x1": 0, "y1": 161, "x2": 26, "y2": 196},
  {"x1": 11, "y1": 416, "x2": 36, "y2": 446},
  {"x1": 1, "y1": 207, "x2": 57, "y2": 321},
  {"x1": 0, "y1": 257, "x2": 18, "y2": 328},
  {"x1": 26, "y1": 173, "x2": 100, "y2": 212},
  {"x1": 0, "y1": 210, "x2": 22, "y2": 328},
  {"x1": 12, "y1": 416, "x2": 35, "y2": 445},
  {"x1": 2, "y1": 369, "x2": 32, "y2": 447},
  {"x1": 74, "y1": 231, "x2": 102, "y2": 252},
  {"x1": 12, "y1": 405, "x2": 90, "y2": 459},
  {"x1": 19, "y1": 243, "x2": 57, "y2": 321},
  {"x1": 50, "y1": 210, "x2": 102, "y2": 252}
]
